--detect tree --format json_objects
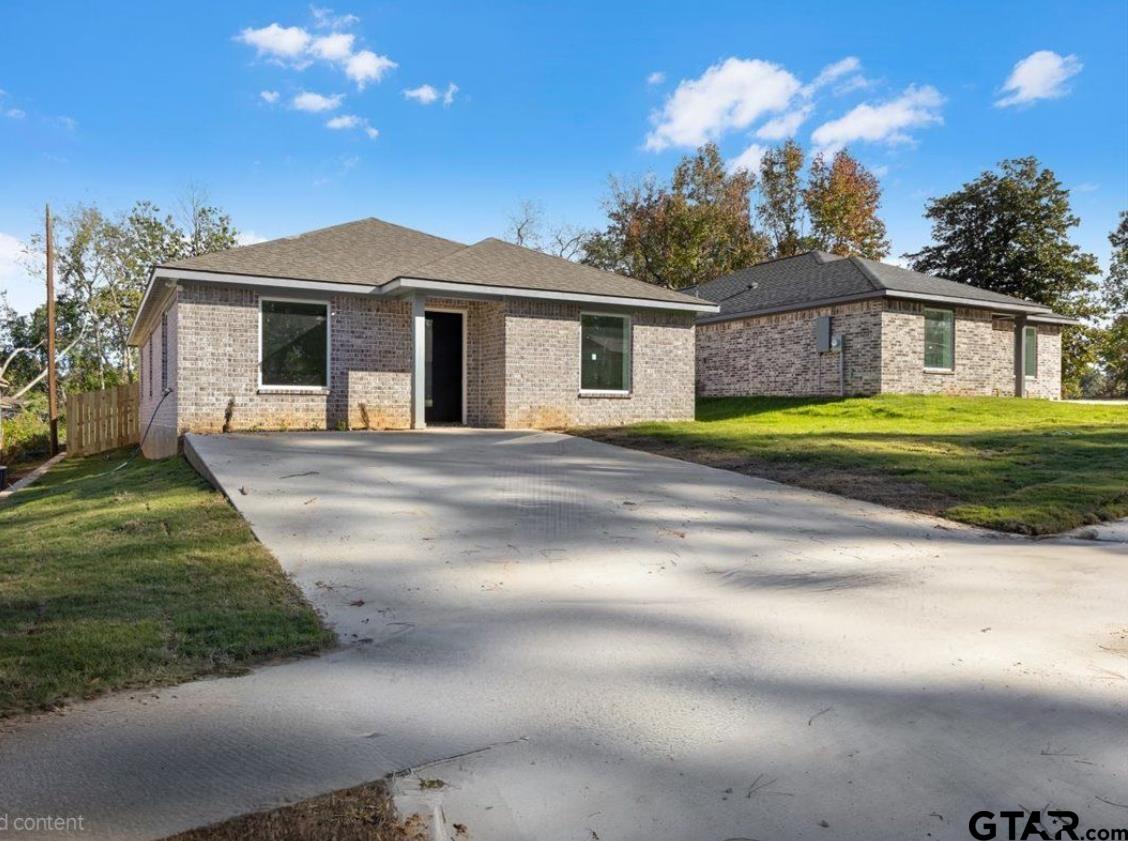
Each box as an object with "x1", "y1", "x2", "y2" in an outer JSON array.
[
  {"x1": 1099, "y1": 211, "x2": 1128, "y2": 396},
  {"x1": 757, "y1": 140, "x2": 812, "y2": 257},
  {"x1": 504, "y1": 200, "x2": 587, "y2": 260},
  {"x1": 42, "y1": 194, "x2": 239, "y2": 391},
  {"x1": 583, "y1": 143, "x2": 769, "y2": 289},
  {"x1": 905, "y1": 157, "x2": 1102, "y2": 394},
  {"x1": 804, "y1": 150, "x2": 890, "y2": 259}
]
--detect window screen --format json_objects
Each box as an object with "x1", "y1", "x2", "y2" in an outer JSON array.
[
  {"x1": 580, "y1": 314, "x2": 630, "y2": 391},
  {"x1": 1024, "y1": 326, "x2": 1037, "y2": 378},
  {"x1": 923, "y1": 308, "x2": 954, "y2": 370},
  {"x1": 260, "y1": 300, "x2": 329, "y2": 387}
]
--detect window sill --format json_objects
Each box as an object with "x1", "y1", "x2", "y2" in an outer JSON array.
[
  {"x1": 578, "y1": 390, "x2": 632, "y2": 399},
  {"x1": 257, "y1": 386, "x2": 330, "y2": 396},
  {"x1": 923, "y1": 368, "x2": 955, "y2": 375}
]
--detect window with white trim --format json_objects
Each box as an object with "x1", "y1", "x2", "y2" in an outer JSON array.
[
  {"x1": 1023, "y1": 326, "x2": 1037, "y2": 378},
  {"x1": 580, "y1": 313, "x2": 631, "y2": 392},
  {"x1": 260, "y1": 300, "x2": 329, "y2": 388},
  {"x1": 160, "y1": 313, "x2": 168, "y2": 391},
  {"x1": 923, "y1": 308, "x2": 954, "y2": 370}
]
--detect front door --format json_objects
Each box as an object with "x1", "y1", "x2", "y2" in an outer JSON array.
[{"x1": 425, "y1": 311, "x2": 463, "y2": 424}]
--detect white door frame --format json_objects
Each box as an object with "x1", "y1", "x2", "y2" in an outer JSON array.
[{"x1": 424, "y1": 305, "x2": 468, "y2": 426}]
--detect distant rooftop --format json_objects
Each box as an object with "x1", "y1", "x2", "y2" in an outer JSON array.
[{"x1": 695, "y1": 251, "x2": 1065, "y2": 322}]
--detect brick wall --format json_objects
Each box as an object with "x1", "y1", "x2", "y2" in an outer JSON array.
[
  {"x1": 138, "y1": 293, "x2": 180, "y2": 459},
  {"x1": 503, "y1": 299, "x2": 696, "y2": 427},
  {"x1": 1024, "y1": 324, "x2": 1063, "y2": 399},
  {"x1": 696, "y1": 299, "x2": 884, "y2": 397},
  {"x1": 144, "y1": 282, "x2": 696, "y2": 447},
  {"x1": 881, "y1": 300, "x2": 1061, "y2": 399},
  {"x1": 173, "y1": 281, "x2": 414, "y2": 435},
  {"x1": 695, "y1": 297, "x2": 1063, "y2": 400}
]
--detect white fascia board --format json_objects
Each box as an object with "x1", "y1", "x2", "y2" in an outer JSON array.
[
  {"x1": 129, "y1": 267, "x2": 381, "y2": 346},
  {"x1": 889, "y1": 290, "x2": 1051, "y2": 314},
  {"x1": 387, "y1": 276, "x2": 720, "y2": 314},
  {"x1": 152, "y1": 267, "x2": 379, "y2": 296}
]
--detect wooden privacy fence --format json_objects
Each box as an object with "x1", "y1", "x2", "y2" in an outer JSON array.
[{"x1": 66, "y1": 382, "x2": 140, "y2": 456}]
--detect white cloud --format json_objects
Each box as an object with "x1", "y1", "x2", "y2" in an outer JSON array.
[
  {"x1": 646, "y1": 71, "x2": 666, "y2": 86},
  {"x1": 235, "y1": 231, "x2": 268, "y2": 246},
  {"x1": 237, "y1": 23, "x2": 311, "y2": 61},
  {"x1": 54, "y1": 115, "x2": 77, "y2": 130},
  {"x1": 810, "y1": 84, "x2": 944, "y2": 154},
  {"x1": 325, "y1": 113, "x2": 378, "y2": 138},
  {"x1": 4, "y1": 107, "x2": 25, "y2": 119},
  {"x1": 326, "y1": 114, "x2": 360, "y2": 129},
  {"x1": 292, "y1": 91, "x2": 343, "y2": 112},
  {"x1": 260, "y1": 90, "x2": 280, "y2": 104},
  {"x1": 1073, "y1": 182, "x2": 1099, "y2": 193},
  {"x1": 345, "y1": 49, "x2": 396, "y2": 89},
  {"x1": 310, "y1": 32, "x2": 354, "y2": 61},
  {"x1": 803, "y1": 56, "x2": 860, "y2": 96},
  {"x1": 645, "y1": 58, "x2": 801, "y2": 150},
  {"x1": 727, "y1": 143, "x2": 767, "y2": 174},
  {"x1": 870, "y1": 164, "x2": 890, "y2": 177},
  {"x1": 995, "y1": 50, "x2": 1082, "y2": 108},
  {"x1": 755, "y1": 105, "x2": 812, "y2": 139},
  {"x1": 404, "y1": 82, "x2": 458, "y2": 106},
  {"x1": 404, "y1": 84, "x2": 439, "y2": 104},
  {"x1": 311, "y1": 6, "x2": 359, "y2": 30},
  {"x1": 236, "y1": 15, "x2": 394, "y2": 90}
]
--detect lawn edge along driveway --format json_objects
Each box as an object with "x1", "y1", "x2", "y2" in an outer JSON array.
[
  {"x1": 577, "y1": 395, "x2": 1128, "y2": 535},
  {"x1": 0, "y1": 450, "x2": 333, "y2": 718}
]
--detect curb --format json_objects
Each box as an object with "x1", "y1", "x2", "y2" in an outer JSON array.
[{"x1": 0, "y1": 452, "x2": 67, "y2": 503}]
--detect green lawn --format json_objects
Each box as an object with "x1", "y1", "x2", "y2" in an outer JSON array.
[
  {"x1": 579, "y1": 395, "x2": 1128, "y2": 535},
  {"x1": 0, "y1": 451, "x2": 333, "y2": 717}
]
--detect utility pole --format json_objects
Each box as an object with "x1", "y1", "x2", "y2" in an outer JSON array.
[{"x1": 46, "y1": 204, "x2": 59, "y2": 455}]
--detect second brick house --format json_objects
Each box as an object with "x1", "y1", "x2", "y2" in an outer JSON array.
[{"x1": 692, "y1": 251, "x2": 1074, "y2": 400}]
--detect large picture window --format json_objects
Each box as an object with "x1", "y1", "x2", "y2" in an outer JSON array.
[
  {"x1": 1023, "y1": 326, "x2": 1037, "y2": 378},
  {"x1": 260, "y1": 299, "x2": 329, "y2": 388},
  {"x1": 580, "y1": 313, "x2": 631, "y2": 392},
  {"x1": 923, "y1": 308, "x2": 954, "y2": 370}
]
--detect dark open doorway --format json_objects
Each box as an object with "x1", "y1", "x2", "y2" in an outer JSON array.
[{"x1": 425, "y1": 310, "x2": 463, "y2": 424}]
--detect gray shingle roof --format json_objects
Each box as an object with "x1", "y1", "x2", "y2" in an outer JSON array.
[
  {"x1": 696, "y1": 251, "x2": 1055, "y2": 320},
  {"x1": 405, "y1": 237, "x2": 705, "y2": 305},
  {"x1": 158, "y1": 218, "x2": 705, "y2": 307},
  {"x1": 161, "y1": 218, "x2": 466, "y2": 286}
]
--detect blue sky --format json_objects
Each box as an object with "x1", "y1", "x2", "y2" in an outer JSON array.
[{"x1": 2, "y1": 0, "x2": 1125, "y2": 313}]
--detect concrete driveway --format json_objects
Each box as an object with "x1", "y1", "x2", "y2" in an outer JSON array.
[{"x1": 2, "y1": 429, "x2": 1126, "y2": 841}]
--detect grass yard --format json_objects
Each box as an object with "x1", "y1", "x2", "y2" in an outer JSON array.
[
  {"x1": 0, "y1": 450, "x2": 333, "y2": 717},
  {"x1": 580, "y1": 395, "x2": 1128, "y2": 535}
]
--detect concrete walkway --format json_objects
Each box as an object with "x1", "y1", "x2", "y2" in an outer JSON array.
[{"x1": 2, "y1": 430, "x2": 1125, "y2": 841}]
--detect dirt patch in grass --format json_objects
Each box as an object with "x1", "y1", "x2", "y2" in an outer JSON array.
[
  {"x1": 589, "y1": 431, "x2": 961, "y2": 516},
  {"x1": 160, "y1": 780, "x2": 428, "y2": 841}
]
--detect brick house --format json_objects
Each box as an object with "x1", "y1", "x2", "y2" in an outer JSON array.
[
  {"x1": 693, "y1": 251, "x2": 1075, "y2": 400},
  {"x1": 127, "y1": 217, "x2": 717, "y2": 458}
]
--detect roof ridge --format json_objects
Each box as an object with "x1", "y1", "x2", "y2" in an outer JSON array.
[
  {"x1": 397, "y1": 238, "x2": 482, "y2": 278},
  {"x1": 847, "y1": 255, "x2": 886, "y2": 293}
]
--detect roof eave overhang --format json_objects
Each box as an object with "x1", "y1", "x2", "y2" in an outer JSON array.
[
  {"x1": 128, "y1": 266, "x2": 718, "y2": 344},
  {"x1": 698, "y1": 289, "x2": 1056, "y2": 325},
  {"x1": 387, "y1": 276, "x2": 719, "y2": 313}
]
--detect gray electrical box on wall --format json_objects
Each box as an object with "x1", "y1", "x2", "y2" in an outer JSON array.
[{"x1": 814, "y1": 316, "x2": 832, "y2": 352}]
